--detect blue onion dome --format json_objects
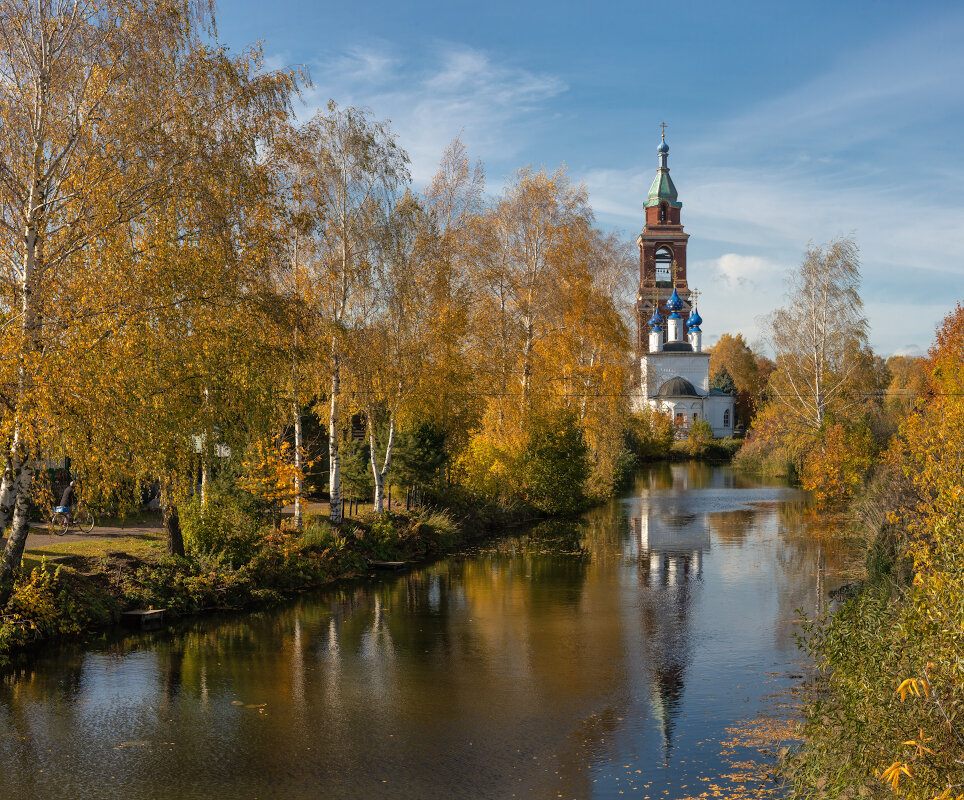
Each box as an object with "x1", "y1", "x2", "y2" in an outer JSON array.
[
  {"x1": 686, "y1": 306, "x2": 703, "y2": 328},
  {"x1": 688, "y1": 325, "x2": 702, "y2": 333},
  {"x1": 658, "y1": 137, "x2": 669, "y2": 154},
  {"x1": 647, "y1": 307, "x2": 664, "y2": 329},
  {"x1": 668, "y1": 311, "x2": 683, "y2": 320},
  {"x1": 666, "y1": 287, "x2": 685, "y2": 312}
]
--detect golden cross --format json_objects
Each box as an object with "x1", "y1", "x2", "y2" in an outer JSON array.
[
  {"x1": 660, "y1": 121, "x2": 668, "y2": 139},
  {"x1": 691, "y1": 288, "x2": 700, "y2": 306},
  {"x1": 671, "y1": 259, "x2": 678, "y2": 284}
]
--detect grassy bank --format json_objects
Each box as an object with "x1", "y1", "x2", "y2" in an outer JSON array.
[{"x1": 0, "y1": 498, "x2": 537, "y2": 672}]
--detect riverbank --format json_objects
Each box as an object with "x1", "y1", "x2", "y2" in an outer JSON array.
[
  {"x1": 0, "y1": 497, "x2": 543, "y2": 672},
  {"x1": 0, "y1": 463, "x2": 845, "y2": 800}
]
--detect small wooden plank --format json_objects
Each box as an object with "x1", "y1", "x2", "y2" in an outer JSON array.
[
  {"x1": 366, "y1": 559, "x2": 408, "y2": 571},
  {"x1": 121, "y1": 609, "x2": 166, "y2": 629}
]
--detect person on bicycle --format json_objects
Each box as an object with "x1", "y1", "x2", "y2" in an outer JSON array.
[{"x1": 60, "y1": 480, "x2": 77, "y2": 521}]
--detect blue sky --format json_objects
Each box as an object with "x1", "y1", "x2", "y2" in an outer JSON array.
[{"x1": 218, "y1": 0, "x2": 964, "y2": 356}]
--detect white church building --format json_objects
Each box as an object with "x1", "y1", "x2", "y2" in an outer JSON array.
[{"x1": 631, "y1": 132, "x2": 736, "y2": 437}]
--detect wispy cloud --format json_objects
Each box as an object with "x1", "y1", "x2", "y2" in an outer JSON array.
[{"x1": 298, "y1": 41, "x2": 567, "y2": 184}]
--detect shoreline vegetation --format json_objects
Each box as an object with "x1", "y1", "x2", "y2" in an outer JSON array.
[
  {"x1": 0, "y1": 435, "x2": 745, "y2": 674},
  {"x1": 0, "y1": 491, "x2": 544, "y2": 673}
]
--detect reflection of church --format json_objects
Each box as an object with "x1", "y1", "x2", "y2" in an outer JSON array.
[
  {"x1": 633, "y1": 487, "x2": 710, "y2": 755},
  {"x1": 632, "y1": 132, "x2": 735, "y2": 436}
]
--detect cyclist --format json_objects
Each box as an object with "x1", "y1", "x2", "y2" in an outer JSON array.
[{"x1": 60, "y1": 480, "x2": 77, "y2": 523}]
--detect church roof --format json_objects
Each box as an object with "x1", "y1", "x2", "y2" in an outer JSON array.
[
  {"x1": 644, "y1": 136, "x2": 682, "y2": 209},
  {"x1": 645, "y1": 169, "x2": 682, "y2": 209},
  {"x1": 656, "y1": 376, "x2": 700, "y2": 397},
  {"x1": 662, "y1": 341, "x2": 694, "y2": 352}
]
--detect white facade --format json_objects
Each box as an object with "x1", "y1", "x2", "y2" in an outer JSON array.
[
  {"x1": 634, "y1": 296, "x2": 736, "y2": 438},
  {"x1": 640, "y1": 351, "x2": 710, "y2": 398}
]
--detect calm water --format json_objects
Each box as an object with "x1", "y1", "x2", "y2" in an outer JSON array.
[{"x1": 0, "y1": 464, "x2": 853, "y2": 799}]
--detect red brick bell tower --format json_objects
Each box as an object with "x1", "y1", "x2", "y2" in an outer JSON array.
[{"x1": 636, "y1": 128, "x2": 690, "y2": 355}]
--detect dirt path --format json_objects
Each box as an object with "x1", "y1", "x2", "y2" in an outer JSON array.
[{"x1": 1, "y1": 518, "x2": 166, "y2": 552}]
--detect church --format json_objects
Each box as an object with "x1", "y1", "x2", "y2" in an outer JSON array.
[{"x1": 632, "y1": 131, "x2": 736, "y2": 437}]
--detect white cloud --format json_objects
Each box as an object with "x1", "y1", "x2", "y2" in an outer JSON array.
[
  {"x1": 297, "y1": 42, "x2": 567, "y2": 184},
  {"x1": 709, "y1": 253, "x2": 777, "y2": 289},
  {"x1": 892, "y1": 345, "x2": 924, "y2": 358}
]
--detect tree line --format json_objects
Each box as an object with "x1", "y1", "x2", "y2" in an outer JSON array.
[{"x1": 0, "y1": 1, "x2": 638, "y2": 580}]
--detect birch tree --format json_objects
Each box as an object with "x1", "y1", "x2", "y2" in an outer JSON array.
[
  {"x1": 0, "y1": 6, "x2": 298, "y2": 573},
  {"x1": 766, "y1": 236, "x2": 868, "y2": 431},
  {"x1": 0, "y1": 0, "x2": 223, "y2": 579},
  {"x1": 292, "y1": 103, "x2": 408, "y2": 524}
]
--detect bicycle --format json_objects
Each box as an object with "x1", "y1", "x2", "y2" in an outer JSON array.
[{"x1": 50, "y1": 505, "x2": 95, "y2": 535}]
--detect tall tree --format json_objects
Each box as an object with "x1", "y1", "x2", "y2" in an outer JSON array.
[
  {"x1": 0, "y1": 22, "x2": 299, "y2": 574},
  {"x1": 0, "y1": 0, "x2": 224, "y2": 578},
  {"x1": 480, "y1": 167, "x2": 593, "y2": 419},
  {"x1": 291, "y1": 103, "x2": 408, "y2": 524},
  {"x1": 766, "y1": 236, "x2": 868, "y2": 431},
  {"x1": 708, "y1": 333, "x2": 763, "y2": 424}
]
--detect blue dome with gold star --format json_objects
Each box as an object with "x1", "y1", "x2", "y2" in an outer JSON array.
[
  {"x1": 666, "y1": 287, "x2": 685, "y2": 313},
  {"x1": 648, "y1": 307, "x2": 664, "y2": 330},
  {"x1": 686, "y1": 307, "x2": 702, "y2": 328}
]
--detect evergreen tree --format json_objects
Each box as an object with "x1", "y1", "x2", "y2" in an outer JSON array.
[{"x1": 710, "y1": 368, "x2": 738, "y2": 396}]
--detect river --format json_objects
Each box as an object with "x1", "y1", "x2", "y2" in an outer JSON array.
[{"x1": 0, "y1": 463, "x2": 855, "y2": 799}]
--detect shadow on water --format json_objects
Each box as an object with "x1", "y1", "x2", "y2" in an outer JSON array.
[{"x1": 0, "y1": 463, "x2": 857, "y2": 799}]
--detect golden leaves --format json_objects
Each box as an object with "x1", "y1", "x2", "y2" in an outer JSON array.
[
  {"x1": 879, "y1": 761, "x2": 913, "y2": 791},
  {"x1": 896, "y1": 677, "x2": 931, "y2": 703}
]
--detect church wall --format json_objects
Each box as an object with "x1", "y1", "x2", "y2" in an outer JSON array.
[
  {"x1": 640, "y1": 352, "x2": 711, "y2": 398},
  {"x1": 706, "y1": 394, "x2": 737, "y2": 437}
]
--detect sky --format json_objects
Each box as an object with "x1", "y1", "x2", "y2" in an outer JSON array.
[{"x1": 216, "y1": 0, "x2": 964, "y2": 356}]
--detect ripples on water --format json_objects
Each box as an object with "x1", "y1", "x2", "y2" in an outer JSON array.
[{"x1": 0, "y1": 464, "x2": 854, "y2": 799}]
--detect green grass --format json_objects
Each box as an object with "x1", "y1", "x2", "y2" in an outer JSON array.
[{"x1": 22, "y1": 532, "x2": 166, "y2": 570}]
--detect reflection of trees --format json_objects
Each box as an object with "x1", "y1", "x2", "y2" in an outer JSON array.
[
  {"x1": 706, "y1": 508, "x2": 756, "y2": 547},
  {"x1": 0, "y1": 463, "x2": 863, "y2": 799}
]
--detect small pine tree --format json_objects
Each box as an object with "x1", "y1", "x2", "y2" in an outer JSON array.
[
  {"x1": 393, "y1": 420, "x2": 447, "y2": 489},
  {"x1": 711, "y1": 368, "x2": 738, "y2": 396}
]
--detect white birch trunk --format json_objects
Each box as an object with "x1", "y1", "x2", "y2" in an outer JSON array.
[
  {"x1": 293, "y1": 398, "x2": 303, "y2": 530},
  {"x1": 328, "y1": 348, "x2": 342, "y2": 525},
  {"x1": 0, "y1": 440, "x2": 33, "y2": 583},
  {"x1": 292, "y1": 326, "x2": 303, "y2": 530},
  {"x1": 4, "y1": 462, "x2": 36, "y2": 571},
  {"x1": 369, "y1": 416, "x2": 395, "y2": 514},
  {"x1": 1, "y1": 150, "x2": 45, "y2": 577},
  {"x1": 0, "y1": 443, "x2": 21, "y2": 536}
]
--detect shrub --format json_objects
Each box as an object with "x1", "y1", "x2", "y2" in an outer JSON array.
[
  {"x1": 686, "y1": 418, "x2": 714, "y2": 458},
  {"x1": 626, "y1": 408, "x2": 674, "y2": 461},
  {"x1": 520, "y1": 410, "x2": 590, "y2": 515},
  {"x1": 180, "y1": 496, "x2": 263, "y2": 568}
]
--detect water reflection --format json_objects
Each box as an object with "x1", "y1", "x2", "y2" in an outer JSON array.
[
  {"x1": 0, "y1": 465, "x2": 856, "y2": 799},
  {"x1": 633, "y1": 490, "x2": 709, "y2": 758}
]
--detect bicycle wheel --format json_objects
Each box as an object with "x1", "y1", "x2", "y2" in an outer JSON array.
[
  {"x1": 75, "y1": 508, "x2": 95, "y2": 534},
  {"x1": 51, "y1": 512, "x2": 69, "y2": 535}
]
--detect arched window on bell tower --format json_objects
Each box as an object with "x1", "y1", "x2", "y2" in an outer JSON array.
[
  {"x1": 659, "y1": 202, "x2": 667, "y2": 223},
  {"x1": 655, "y1": 247, "x2": 673, "y2": 287}
]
